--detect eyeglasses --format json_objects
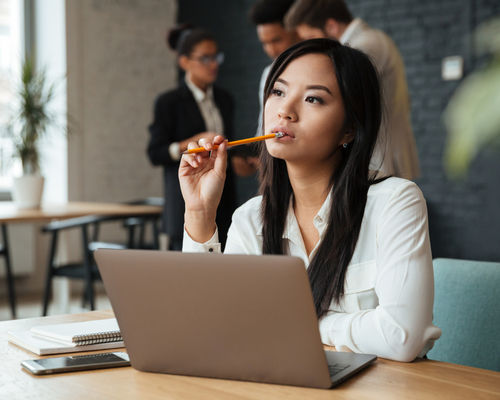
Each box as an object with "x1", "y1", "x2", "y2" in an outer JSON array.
[{"x1": 190, "y1": 52, "x2": 224, "y2": 66}]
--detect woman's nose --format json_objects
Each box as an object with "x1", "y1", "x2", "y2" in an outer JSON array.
[{"x1": 278, "y1": 104, "x2": 298, "y2": 122}]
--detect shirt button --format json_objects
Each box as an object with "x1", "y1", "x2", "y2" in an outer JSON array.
[{"x1": 208, "y1": 248, "x2": 214, "y2": 252}]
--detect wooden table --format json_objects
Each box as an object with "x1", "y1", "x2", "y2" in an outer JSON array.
[
  {"x1": 0, "y1": 202, "x2": 163, "y2": 318},
  {"x1": 0, "y1": 201, "x2": 162, "y2": 224},
  {"x1": 1, "y1": 311, "x2": 499, "y2": 399}
]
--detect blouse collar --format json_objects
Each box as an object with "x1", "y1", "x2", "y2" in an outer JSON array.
[{"x1": 185, "y1": 75, "x2": 214, "y2": 103}]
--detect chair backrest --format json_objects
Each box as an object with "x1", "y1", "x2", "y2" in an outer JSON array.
[{"x1": 428, "y1": 258, "x2": 500, "y2": 371}]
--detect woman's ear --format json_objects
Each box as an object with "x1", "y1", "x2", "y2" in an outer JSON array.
[
  {"x1": 178, "y1": 55, "x2": 189, "y2": 71},
  {"x1": 343, "y1": 131, "x2": 355, "y2": 145}
]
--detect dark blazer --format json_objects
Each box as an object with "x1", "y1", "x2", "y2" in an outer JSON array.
[{"x1": 147, "y1": 83, "x2": 237, "y2": 248}]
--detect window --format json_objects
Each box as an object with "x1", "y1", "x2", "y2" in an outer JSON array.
[
  {"x1": 0, "y1": 0, "x2": 24, "y2": 192},
  {"x1": 0, "y1": 0, "x2": 66, "y2": 202}
]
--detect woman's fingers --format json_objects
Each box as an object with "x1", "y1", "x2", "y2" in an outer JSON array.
[
  {"x1": 183, "y1": 141, "x2": 202, "y2": 168},
  {"x1": 198, "y1": 137, "x2": 212, "y2": 152},
  {"x1": 200, "y1": 135, "x2": 225, "y2": 151},
  {"x1": 181, "y1": 135, "x2": 227, "y2": 170},
  {"x1": 207, "y1": 135, "x2": 226, "y2": 156},
  {"x1": 207, "y1": 135, "x2": 227, "y2": 172},
  {"x1": 212, "y1": 135, "x2": 226, "y2": 145},
  {"x1": 213, "y1": 139, "x2": 228, "y2": 176}
]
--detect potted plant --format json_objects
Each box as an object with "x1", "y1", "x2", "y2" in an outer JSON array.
[
  {"x1": 444, "y1": 18, "x2": 500, "y2": 177},
  {"x1": 5, "y1": 58, "x2": 60, "y2": 208}
]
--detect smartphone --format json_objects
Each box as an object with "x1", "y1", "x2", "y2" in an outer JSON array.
[{"x1": 21, "y1": 352, "x2": 130, "y2": 375}]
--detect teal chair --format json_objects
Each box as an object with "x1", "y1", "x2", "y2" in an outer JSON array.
[{"x1": 428, "y1": 258, "x2": 500, "y2": 371}]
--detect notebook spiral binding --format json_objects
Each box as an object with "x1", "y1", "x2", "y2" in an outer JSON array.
[{"x1": 72, "y1": 331, "x2": 123, "y2": 346}]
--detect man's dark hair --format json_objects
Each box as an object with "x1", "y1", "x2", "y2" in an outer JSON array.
[
  {"x1": 249, "y1": 0, "x2": 296, "y2": 26},
  {"x1": 285, "y1": 0, "x2": 353, "y2": 30}
]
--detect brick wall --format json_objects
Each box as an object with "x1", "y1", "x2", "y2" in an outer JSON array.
[
  {"x1": 346, "y1": 0, "x2": 500, "y2": 261},
  {"x1": 178, "y1": 0, "x2": 500, "y2": 261}
]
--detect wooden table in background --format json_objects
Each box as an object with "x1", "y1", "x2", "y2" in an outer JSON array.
[
  {"x1": 1, "y1": 311, "x2": 499, "y2": 399},
  {"x1": 0, "y1": 201, "x2": 162, "y2": 224},
  {"x1": 0, "y1": 202, "x2": 163, "y2": 318}
]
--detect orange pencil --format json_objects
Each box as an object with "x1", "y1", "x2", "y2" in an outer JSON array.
[{"x1": 182, "y1": 132, "x2": 284, "y2": 155}]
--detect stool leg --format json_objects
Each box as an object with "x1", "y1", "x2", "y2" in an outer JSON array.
[
  {"x1": 138, "y1": 221, "x2": 145, "y2": 249},
  {"x1": 2, "y1": 224, "x2": 16, "y2": 319},
  {"x1": 127, "y1": 224, "x2": 136, "y2": 249},
  {"x1": 153, "y1": 219, "x2": 160, "y2": 250},
  {"x1": 42, "y1": 231, "x2": 58, "y2": 316},
  {"x1": 81, "y1": 225, "x2": 95, "y2": 310}
]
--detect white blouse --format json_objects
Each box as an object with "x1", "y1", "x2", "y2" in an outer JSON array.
[
  {"x1": 168, "y1": 76, "x2": 224, "y2": 161},
  {"x1": 183, "y1": 177, "x2": 441, "y2": 361}
]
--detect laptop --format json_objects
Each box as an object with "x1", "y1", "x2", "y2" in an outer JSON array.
[{"x1": 95, "y1": 249, "x2": 376, "y2": 389}]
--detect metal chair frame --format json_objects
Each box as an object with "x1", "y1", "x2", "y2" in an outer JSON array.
[
  {"x1": 41, "y1": 213, "x2": 160, "y2": 316},
  {"x1": 1, "y1": 223, "x2": 16, "y2": 318}
]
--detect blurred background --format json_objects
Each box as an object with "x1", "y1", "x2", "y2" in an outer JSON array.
[{"x1": 0, "y1": 0, "x2": 499, "y2": 318}]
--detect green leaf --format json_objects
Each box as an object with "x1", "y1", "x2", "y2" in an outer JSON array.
[
  {"x1": 3, "y1": 56, "x2": 65, "y2": 174},
  {"x1": 444, "y1": 18, "x2": 500, "y2": 178}
]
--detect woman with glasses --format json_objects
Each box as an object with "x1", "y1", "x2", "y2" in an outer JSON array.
[{"x1": 147, "y1": 24, "x2": 237, "y2": 251}]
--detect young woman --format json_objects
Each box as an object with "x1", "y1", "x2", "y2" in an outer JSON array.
[
  {"x1": 179, "y1": 39, "x2": 441, "y2": 362},
  {"x1": 147, "y1": 25, "x2": 240, "y2": 250}
]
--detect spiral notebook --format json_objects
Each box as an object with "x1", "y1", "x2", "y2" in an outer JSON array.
[
  {"x1": 8, "y1": 318, "x2": 124, "y2": 355},
  {"x1": 30, "y1": 318, "x2": 122, "y2": 346}
]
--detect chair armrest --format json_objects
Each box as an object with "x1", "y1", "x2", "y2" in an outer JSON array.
[
  {"x1": 88, "y1": 241, "x2": 127, "y2": 251},
  {"x1": 125, "y1": 197, "x2": 164, "y2": 207},
  {"x1": 41, "y1": 214, "x2": 160, "y2": 233},
  {"x1": 41, "y1": 215, "x2": 104, "y2": 232}
]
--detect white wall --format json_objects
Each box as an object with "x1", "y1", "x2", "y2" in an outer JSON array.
[{"x1": 66, "y1": 0, "x2": 177, "y2": 203}]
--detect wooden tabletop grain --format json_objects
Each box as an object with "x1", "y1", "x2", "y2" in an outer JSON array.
[{"x1": 1, "y1": 311, "x2": 499, "y2": 400}]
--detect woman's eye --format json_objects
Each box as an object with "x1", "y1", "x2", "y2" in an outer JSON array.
[
  {"x1": 305, "y1": 96, "x2": 324, "y2": 104},
  {"x1": 271, "y1": 88, "x2": 284, "y2": 97}
]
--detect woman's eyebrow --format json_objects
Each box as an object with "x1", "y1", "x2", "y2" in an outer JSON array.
[
  {"x1": 276, "y1": 78, "x2": 288, "y2": 86},
  {"x1": 306, "y1": 85, "x2": 332, "y2": 95},
  {"x1": 276, "y1": 78, "x2": 333, "y2": 95}
]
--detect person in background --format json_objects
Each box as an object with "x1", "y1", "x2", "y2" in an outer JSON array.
[
  {"x1": 231, "y1": 0, "x2": 301, "y2": 176},
  {"x1": 249, "y1": 0, "x2": 300, "y2": 113},
  {"x1": 147, "y1": 25, "x2": 238, "y2": 250},
  {"x1": 285, "y1": 0, "x2": 420, "y2": 180},
  {"x1": 179, "y1": 39, "x2": 441, "y2": 361}
]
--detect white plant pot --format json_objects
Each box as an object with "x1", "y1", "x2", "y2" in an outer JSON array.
[{"x1": 12, "y1": 175, "x2": 45, "y2": 209}]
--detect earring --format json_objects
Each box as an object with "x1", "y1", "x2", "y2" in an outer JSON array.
[{"x1": 342, "y1": 143, "x2": 348, "y2": 148}]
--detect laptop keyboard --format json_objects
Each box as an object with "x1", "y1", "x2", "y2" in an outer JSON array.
[{"x1": 328, "y1": 363, "x2": 350, "y2": 377}]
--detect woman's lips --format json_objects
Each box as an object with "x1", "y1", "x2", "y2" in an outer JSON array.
[{"x1": 272, "y1": 128, "x2": 295, "y2": 139}]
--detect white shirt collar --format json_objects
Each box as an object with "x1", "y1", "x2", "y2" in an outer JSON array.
[
  {"x1": 185, "y1": 75, "x2": 214, "y2": 103},
  {"x1": 279, "y1": 187, "x2": 332, "y2": 261},
  {"x1": 283, "y1": 187, "x2": 333, "y2": 239},
  {"x1": 339, "y1": 18, "x2": 363, "y2": 45}
]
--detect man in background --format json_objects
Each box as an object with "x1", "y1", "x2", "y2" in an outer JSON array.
[
  {"x1": 232, "y1": 0, "x2": 300, "y2": 176},
  {"x1": 249, "y1": 0, "x2": 299, "y2": 118},
  {"x1": 286, "y1": 0, "x2": 420, "y2": 180}
]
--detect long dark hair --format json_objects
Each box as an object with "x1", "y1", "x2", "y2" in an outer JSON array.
[{"x1": 259, "y1": 39, "x2": 382, "y2": 318}]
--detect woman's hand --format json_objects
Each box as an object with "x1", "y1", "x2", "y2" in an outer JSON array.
[
  {"x1": 179, "y1": 135, "x2": 228, "y2": 242},
  {"x1": 179, "y1": 132, "x2": 218, "y2": 153}
]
